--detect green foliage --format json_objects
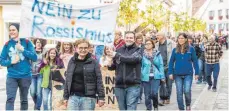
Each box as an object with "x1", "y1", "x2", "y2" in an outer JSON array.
[{"x1": 117, "y1": 0, "x2": 141, "y2": 26}]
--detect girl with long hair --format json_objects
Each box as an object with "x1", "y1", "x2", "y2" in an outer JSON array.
[
  {"x1": 39, "y1": 48, "x2": 64, "y2": 110},
  {"x1": 168, "y1": 33, "x2": 199, "y2": 110}
]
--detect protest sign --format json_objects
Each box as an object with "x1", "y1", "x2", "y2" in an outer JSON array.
[
  {"x1": 19, "y1": 0, "x2": 119, "y2": 45},
  {"x1": 95, "y1": 66, "x2": 118, "y2": 110}
]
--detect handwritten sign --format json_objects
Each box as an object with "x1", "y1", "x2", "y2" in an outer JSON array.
[
  {"x1": 19, "y1": 0, "x2": 119, "y2": 45},
  {"x1": 95, "y1": 67, "x2": 118, "y2": 110}
]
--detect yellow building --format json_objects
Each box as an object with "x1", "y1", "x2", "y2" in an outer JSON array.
[{"x1": 0, "y1": 0, "x2": 21, "y2": 50}]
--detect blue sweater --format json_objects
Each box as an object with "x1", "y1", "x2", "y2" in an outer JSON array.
[
  {"x1": 168, "y1": 46, "x2": 199, "y2": 76},
  {"x1": 0, "y1": 38, "x2": 37, "y2": 78}
]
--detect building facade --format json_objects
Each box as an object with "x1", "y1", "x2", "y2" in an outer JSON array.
[{"x1": 194, "y1": 0, "x2": 229, "y2": 34}]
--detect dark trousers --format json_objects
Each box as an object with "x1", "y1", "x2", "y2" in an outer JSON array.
[
  {"x1": 205, "y1": 63, "x2": 220, "y2": 88},
  {"x1": 160, "y1": 69, "x2": 173, "y2": 100},
  {"x1": 6, "y1": 77, "x2": 31, "y2": 110},
  {"x1": 142, "y1": 77, "x2": 160, "y2": 110}
]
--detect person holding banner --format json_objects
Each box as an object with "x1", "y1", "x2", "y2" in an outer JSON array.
[
  {"x1": 0, "y1": 23, "x2": 37, "y2": 110},
  {"x1": 39, "y1": 48, "x2": 64, "y2": 110},
  {"x1": 63, "y1": 39, "x2": 105, "y2": 110},
  {"x1": 107, "y1": 31, "x2": 143, "y2": 110},
  {"x1": 30, "y1": 38, "x2": 46, "y2": 110}
]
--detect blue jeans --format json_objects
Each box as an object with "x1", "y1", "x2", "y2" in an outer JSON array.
[
  {"x1": 114, "y1": 85, "x2": 140, "y2": 110},
  {"x1": 139, "y1": 82, "x2": 144, "y2": 100},
  {"x1": 142, "y1": 77, "x2": 160, "y2": 110},
  {"x1": 198, "y1": 59, "x2": 206, "y2": 82},
  {"x1": 67, "y1": 95, "x2": 96, "y2": 110},
  {"x1": 6, "y1": 77, "x2": 31, "y2": 110},
  {"x1": 30, "y1": 74, "x2": 43, "y2": 110},
  {"x1": 175, "y1": 75, "x2": 193, "y2": 110},
  {"x1": 205, "y1": 63, "x2": 220, "y2": 88},
  {"x1": 43, "y1": 88, "x2": 52, "y2": 110}
]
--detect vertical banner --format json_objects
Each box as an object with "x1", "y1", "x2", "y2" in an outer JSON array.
[{"x1": 95, "y1": 67, "x2": 118, "y2": 110}]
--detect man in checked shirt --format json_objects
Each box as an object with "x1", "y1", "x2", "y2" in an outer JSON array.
[{"x1": 205, "y1": 35, "x2": 223, "y2": 92}]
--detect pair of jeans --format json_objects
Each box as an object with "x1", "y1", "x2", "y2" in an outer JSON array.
[
  {"x1": 67, "y1": 95, "x2": 96, "y2": 110},
  {"x1": 205, "y1": 63, "x2": 220, "y2": 88},
  {"x1": 174, "y1": 75, "x2": 193, "y2": 110},
  {"x1": 142, "y1": 77, "x2": 160, "y2": 110},
  {"x1": 6, "y1": 77, "x2": 31, "y2": 110},
  {"x1": 161, "y1": 69, "x2": 173, "y2": 100},
  {"x1": 114, "y1": 85, "x2": 140, "y2": 110},
  {"x1": 198, "y1": 59, "x2": 206, "y2": 82},
  {"x1": 139, "y1": 82, "x2": 144, "y2": 100},
  {"x1": 30, "y1": 74, "x2": 43, "y2": 110},
  {"x1": 43, "y1": 88, "x2": 52, "y2": 110}
]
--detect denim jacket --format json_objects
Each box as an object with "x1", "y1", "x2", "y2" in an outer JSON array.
[{"x1": 141, "y1": 51, "x2": 165, "y2": 81}]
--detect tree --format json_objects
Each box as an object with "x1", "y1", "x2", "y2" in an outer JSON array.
[
  {"x1": 140, "y1": 0, "x2": 168, "y2": 31},
  {"x1": 171, "y1": 12, "x2": 206, "y2": 32},
  {"x1": 116, "y1": 0, "x2": 141, "y2": 28}
]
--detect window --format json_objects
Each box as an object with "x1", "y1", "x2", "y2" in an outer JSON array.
[
  {"x1": 218, "y1": 10, "x2": 222, "y2": 16},
  {"x1": 209, "y1": 10, "x2": 214, "y2": 17},
  {"x1": 226, "y1": 23, "x2": 229, "y2": 31},
  {"x1": 209, "y1": 24, "x2": 215, "y2": 30},
  {"x1": 218, "y1": 24, "x2": 223, "y2": 30},
  {"x1": 219, "y1": 0, "x2": 223, "y2": 2}
]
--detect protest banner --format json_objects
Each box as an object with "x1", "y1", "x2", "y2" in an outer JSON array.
[
  {"x1": 95, "y1": 66, "x2": 118, "y2": 110},
  {"x1": 19, "y1": 0, "x2": 119, "y2": 45}
]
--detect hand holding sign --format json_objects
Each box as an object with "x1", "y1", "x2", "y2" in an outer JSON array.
[
  {"x1": 15, "y1": 40, "x2": 24, "y2": 52},
  {"x1": 11, "y1": 54, "x2": 20, "y2": 64},
  {"x1": 98, "y1": 100, "x2": 105, "y2": 107}
]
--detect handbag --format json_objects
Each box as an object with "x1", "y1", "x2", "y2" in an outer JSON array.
[
  {"x1": 159, "y1": 82, "x2": 169, "y2": 100},
  {"x1": 51, "y1": 70, "x2": 65, "y2": 84}
]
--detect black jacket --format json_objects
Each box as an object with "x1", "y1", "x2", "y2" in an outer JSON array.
[
  {"x1": 194, "y1": 44, "x2": 204, "y2": 60},
  {"x1": 108, "y1": 44, "x2": 143, "y2": 88},
  {"x1": 63, "y1": 53, "x2": 105, "y2": 100}
]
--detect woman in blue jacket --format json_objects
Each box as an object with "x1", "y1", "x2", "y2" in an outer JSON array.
[
  {"x1": 168, "y1": 33, "x2": 199, "y2": 110},
  {"x1": 141, "y1": 39, "x2": 165, "y2": 110}
]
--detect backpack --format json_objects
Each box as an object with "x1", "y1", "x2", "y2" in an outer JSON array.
[{"x1": 5, "y1": 39, "x2": 29, "y2": 49}]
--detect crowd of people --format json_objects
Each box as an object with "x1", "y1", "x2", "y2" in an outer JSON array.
[{"x1": 0, "y1": 23, "x2": 226, "y2": 111}]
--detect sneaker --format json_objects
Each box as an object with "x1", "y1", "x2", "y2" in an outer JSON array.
[
  {"x1": 154, "y1": 107, "x2": 159, "y2": 110},
  {"x1": 208, "y1": 86, "x2": 212, "y2": 90},
  {"x1": 212, "y1": 88, "x2": 217, "y2": 92},
  {"x1": 137, "y1": 99, "x2": 141, "y2": 104},
  {"x1": 196, "y1": 81, "x2": 202, "y2": 84},
  {"x1": 164, "y1": 100, "x2": 170, "y2": 104},
  {"x1": 158, "y1": 100, "x2": 165, "y2": 106},
  {"x1": 186, "y1": 106, "x2": 191, "y2": 111},
  {"x1": 203, "y1": 81, "x2": 207, "y2": 84}
]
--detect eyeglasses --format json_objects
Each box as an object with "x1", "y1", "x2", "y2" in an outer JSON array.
[
  {"x1": 178, "y1": 38, "x2": 185, "y2": 40},
  {"x1": 145, "y1": 43, "x2": 153, "y2": 46},
  {"x1": 78, "y1": 47, "x2": 88, "y2": 50}
]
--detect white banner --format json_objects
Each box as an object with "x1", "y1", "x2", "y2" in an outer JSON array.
[{"x1": 19, "y1": 0, "x2": 119, "y2": 45}]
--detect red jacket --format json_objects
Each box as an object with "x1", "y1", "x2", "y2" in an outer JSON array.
[{"x1": 114, "y1": 39, "x2": 125, "y2": 50}]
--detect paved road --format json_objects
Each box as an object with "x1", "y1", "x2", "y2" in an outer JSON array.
[
  {"x1": 137, "y1": 49, "x2": 228, "y2": 110},
  {"x1": 0, "y1": 50, "x2": 228, "y2": 110}
]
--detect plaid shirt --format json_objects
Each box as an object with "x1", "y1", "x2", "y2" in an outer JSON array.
[{"x1": 205, "y1": 42, "x2": 223, "y2": 64}]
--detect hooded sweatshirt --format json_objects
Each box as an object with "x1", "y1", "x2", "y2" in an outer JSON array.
[{"x1": 0, "y1": 38, "x2": 37, "y2": 78}]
